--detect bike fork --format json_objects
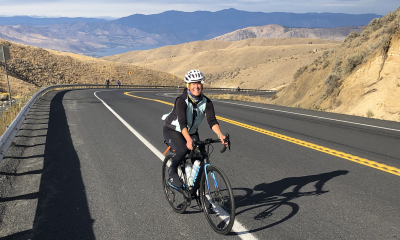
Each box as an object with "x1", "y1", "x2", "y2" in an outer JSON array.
[{"x1": 204, "y1": 164, "x2": 220, "y2": 197}]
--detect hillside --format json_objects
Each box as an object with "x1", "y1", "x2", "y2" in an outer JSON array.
[
  {"x1": 0, "y1": 39, "x2": 181, "y2": 97},
  {"x1": 102, "y1": 38, "x2": 340, "y2": 90},
  {"x1": 214, "y1": 25, "x2": 364, "y2": 41},
  {"x1": 272, "y1": 8, "x2": 400, "y2": 122}
]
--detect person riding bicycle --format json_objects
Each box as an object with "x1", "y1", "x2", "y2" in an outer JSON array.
[
  {"x1": 162, "y1": 69, "x2": 228, "y2": 189},
  {"x1": 106, "y1": 78, "x2": 110, "y2": 88}
]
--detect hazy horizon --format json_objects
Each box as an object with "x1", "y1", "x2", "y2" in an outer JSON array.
[{"x1": 0, "y1": 1, "x2": 397, "y2": 19}]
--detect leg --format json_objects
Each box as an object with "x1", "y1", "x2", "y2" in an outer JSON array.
[{"x1": 163, "y1": 128, "x2": 188, "y2": 188}]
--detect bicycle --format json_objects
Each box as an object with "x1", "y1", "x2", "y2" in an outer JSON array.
[{"x1": 162, "y1": 134, "x2": 235, "y2": 235}]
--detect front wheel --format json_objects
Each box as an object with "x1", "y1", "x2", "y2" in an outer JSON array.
[
  {"x1": 162, "y1": 154, "x2": 187, "y2": 214},
  {"x1": 199, "y1": 165, "x2": 235, "y2": 235}
]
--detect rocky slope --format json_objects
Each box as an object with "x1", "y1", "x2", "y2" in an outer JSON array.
[
  {"x1": 213, "y1": 24, "x2": 364, "y2": 41},
  {"x1": 0, "y1": 39, "x2": 181, "y2": 96},
  {"x1": 272, "y1": 8, "x2": 400, "y2": 122}
]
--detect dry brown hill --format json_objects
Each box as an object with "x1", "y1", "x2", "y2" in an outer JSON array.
[
  {"x1": 0, "y1": 39, "x2": 181, "y2": 97},
  {"x1": 102, "y1": 38, "x2": 340, "y2": 90},
  {"x1": 213, "y1": 24, "x2": 364, "y2": 41},
  {"x1": 272, "y1": 8, "x2": 400, "y2": 122}
]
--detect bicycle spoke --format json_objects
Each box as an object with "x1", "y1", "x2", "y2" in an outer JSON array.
[
  {"x1": 162, "y1": 155, "x2": 187, "y2": 214},
  {"x1": 201, "y1": 166, "x2": 235, "y2": 234}
]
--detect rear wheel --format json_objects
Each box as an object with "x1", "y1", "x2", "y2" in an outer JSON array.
[
  {"x1": 200, "y1": 165, "x2": 235, "y2": 234},
  {"x1": 162, "y1": 154, "x2": 187, "y2": 214}
]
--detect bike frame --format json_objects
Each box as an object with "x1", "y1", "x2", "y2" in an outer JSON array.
[
  {"x1": 176, "y1": 141, "x2": 222, "y2": 204},
  {"x1": 166, "y1": 134, "x2": 230, "y2": 206},
  {"x1": 163, "y1": 134, "x2": 235, "y2": 234}
]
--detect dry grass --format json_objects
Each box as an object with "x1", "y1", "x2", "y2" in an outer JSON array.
[
  {"x1": 207, "y1": 94, "x2": 271, "y2": 104},
  {"x1": 0, "y1": 86, "x2": 45, "y2": 135},
  {"x1": 323, "y1": 73, "x2": 341, "y2": 97},
  {"x1": 366, "y1": 109, "x2": 375, "y2": 118},
  {"x1": 103, "y1": 38, "x2": 340, "y2": 90},
  {"x1": 273, "y1": 6, "x2": 400, "y2": 122},
  {"x1": 0, "y1": 38, "x2": 182, "y2": 95}
]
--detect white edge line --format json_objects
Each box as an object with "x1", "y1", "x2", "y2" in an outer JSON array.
[
  {"x1": 94, "y1": 91, "x2": 258, "y2": 240},
  {"x1": 216, "y1": 100, "x2": 400, "y2": 133}
]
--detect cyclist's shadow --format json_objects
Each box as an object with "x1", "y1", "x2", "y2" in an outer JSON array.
[{"x1": 231, "y1": 170, "x2": 348, "y2": 234}]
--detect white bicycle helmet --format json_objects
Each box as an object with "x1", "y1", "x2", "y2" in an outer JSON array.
[{"x1": 184, "y1": 69, "x2": 205, "y2": 84}]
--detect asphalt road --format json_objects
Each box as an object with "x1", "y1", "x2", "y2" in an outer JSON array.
[{"x1": 1, "y1": 88, "x2": 399, "y2": 239}]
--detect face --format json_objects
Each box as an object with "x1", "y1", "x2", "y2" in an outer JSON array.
[{"x1": 189, "y1": 82, "x2": 203, "y2": 96}]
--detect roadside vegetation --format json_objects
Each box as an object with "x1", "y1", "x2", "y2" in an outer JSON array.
[
  {"x1": 268, "y1": 7, "x2": 400, "y2": 121},
  {"x1": 207, "y1": 94, "x2": 271, "y2": 104},
  {"x1": 0, "y1": 87, "x2": 43, "y2": 135},
  {"x1": 205, "y1": 7, "x2": 400, "y2": 122}
]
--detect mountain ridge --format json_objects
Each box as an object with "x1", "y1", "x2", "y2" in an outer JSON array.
[
  {"x1": 213, "y1": 24, "x2": 364, "y2": 41},
  {"x1": 0, "y1": 9, "x2": 381, "y2": 56},
  {"x1": 0, "y1": 16, "x2": 109, "y2": 26},
  {"x1": 112, "y1": 8, "x2": 381, "y2": 42}
]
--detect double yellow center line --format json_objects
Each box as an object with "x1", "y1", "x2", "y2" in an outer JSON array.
[{"x1": 124, "y1": 91, "x2": 400, "y2": 177}]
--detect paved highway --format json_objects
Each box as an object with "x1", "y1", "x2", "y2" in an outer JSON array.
[{"x1": 1, "y1": 88, "x2": 399, "y2": 239}]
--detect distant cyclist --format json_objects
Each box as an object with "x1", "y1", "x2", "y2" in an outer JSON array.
[
  {"x1": 106, "y1": 78, "x2": 110, "y2": 88},
  {"x1": 162, "y1": 69, "x2": 228, "y2": 189},
  {"x1": 117, "y1": 80, "x2": 121, "y2": 88}
]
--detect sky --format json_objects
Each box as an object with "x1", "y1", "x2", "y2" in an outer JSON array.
[{"x1": 0, "y1": 0, "x2": 399, "y2": 19}]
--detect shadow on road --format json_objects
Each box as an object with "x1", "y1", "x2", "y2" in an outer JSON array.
[
  {"x1": 0, "y1": 169, "x2": 42, "y2": 176},
  {"x1": 30, "y1": 90, "x2": 95, "y2": 240},
  {"x1": 231, "y1": 170, "x2": 348, "y2": 234}
]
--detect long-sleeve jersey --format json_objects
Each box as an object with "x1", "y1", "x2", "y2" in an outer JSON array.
[{"x1": 163, "y1": 90, "x2": 218, "y2": 132}]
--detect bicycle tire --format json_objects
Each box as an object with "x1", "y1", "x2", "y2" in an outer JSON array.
[
  {"x1": 162, "y1": 154, "x2": 187, "y2": 214},
  {"x1": 200, "y1": 165, "x2": 235, "y2": 235}
]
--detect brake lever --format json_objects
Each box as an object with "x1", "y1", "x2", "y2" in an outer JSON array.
[
  {"x1": 220, "y1": 133, "x2": 230, "y2": 153},
  {"x1": 188, "y1": 138, "x2": 198, "y2": 158}
]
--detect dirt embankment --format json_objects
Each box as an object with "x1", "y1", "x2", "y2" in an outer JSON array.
[
  {"x1": 0, "y1": 39, "x2": 181, "y2": 96},
  {"x1": 102, "y1": 38, "x2": 340, "y2": 90},
  {"x1": 272, "y1": 8, "x2": 400, "y2": 122}
]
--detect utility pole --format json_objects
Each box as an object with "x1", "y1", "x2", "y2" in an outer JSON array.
[{"x1": 0, "y1": 45, "x2": 11, "y2": 106}]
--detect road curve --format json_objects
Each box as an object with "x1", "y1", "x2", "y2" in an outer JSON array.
[{"x1": 0, "y1": 88, "x2": 399, "y2": 239}]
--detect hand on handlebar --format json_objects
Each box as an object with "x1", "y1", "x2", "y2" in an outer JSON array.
[
  {"x1": 220, "y1": 133, "x2": 230, "y2": 153},
  {"x1": 186, "y1": 138, "x2": 194, "y2": 150},
  {"x1": 219, "y1": 134, "x2": 229, "y2": 148}
]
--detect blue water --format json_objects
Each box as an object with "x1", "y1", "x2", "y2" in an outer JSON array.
[{"x1": 93, "y1": 45, "x2": 161, "y2": 57}]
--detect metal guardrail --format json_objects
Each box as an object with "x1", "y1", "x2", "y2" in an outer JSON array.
[
  {"x1": 78, "y1": 84, "x2": 276, "y2": 93},
  {"x1": 0, "y1": 84, "x2": 276, "y2": 162}
]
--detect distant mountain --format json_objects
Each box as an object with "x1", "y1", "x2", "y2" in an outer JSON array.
[
  {"x1": 0, "y1": 23, "x2": 170, "y2": 55},
  {"x1": 112, "y1": 8, "x2": 381, "y2": 43},
  {"x1": 0, "y1": 16, "x2": 109, "y2": 26},
  {"x1": 36, "y1": 22, "x2": 173, "y2": 47},
  {"x1": 0, "y1": 9, "x2": 382, "y2": 56},
  {"x1": 214, "y1": 24, "x2": 364, "y2": 41}
]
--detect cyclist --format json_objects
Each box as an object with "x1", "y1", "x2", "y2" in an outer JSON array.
[
  {"x1": 117, "y1": 80, "x2": 121, "y2": 88},
  {"x1": 162, "y1": 69, "x2": 228, "y2": 189},
  {"x1": 106, "y1": 78, "x2": 110, "y2": 88}
]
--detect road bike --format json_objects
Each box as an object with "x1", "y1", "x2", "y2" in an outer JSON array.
[{"x1": 162, "y1": 134, "x2": 235, "y2": 235}]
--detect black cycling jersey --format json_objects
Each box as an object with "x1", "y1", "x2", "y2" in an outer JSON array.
[{"x1": 163, "y1": 90, "x2": 218, "y2": 132}]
